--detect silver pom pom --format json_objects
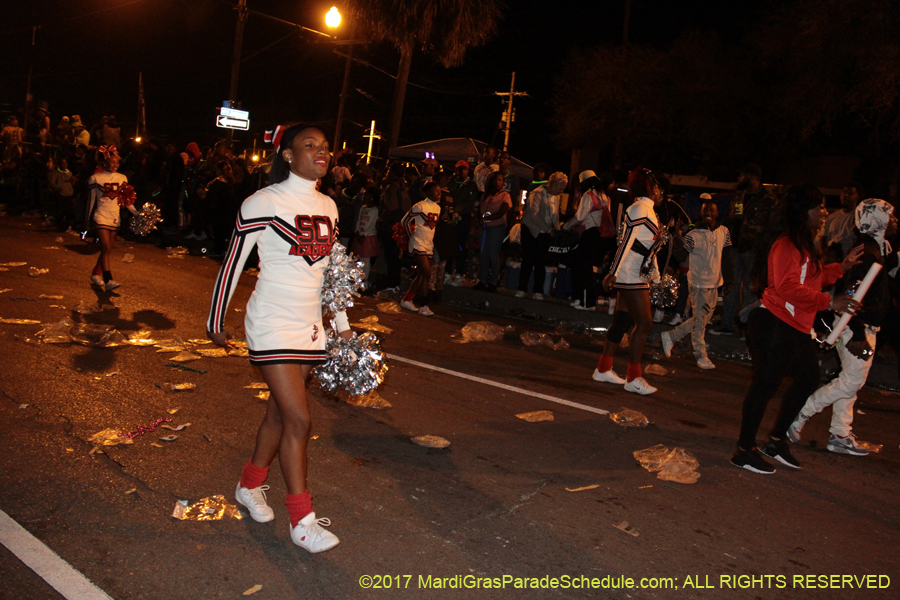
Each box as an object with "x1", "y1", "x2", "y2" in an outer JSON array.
[
  {"x1": 314, "y1": 328, "x2": 388, "y2": 396},
  {"x1": 129, "y1": 203, "x2": 163, "y2": 236},
  {"x1": 321, "y1": 242, "x2": 366, "y2": 314},
  {"x1": 650, "y1": 274, "x2": 679, "y2": 308}
]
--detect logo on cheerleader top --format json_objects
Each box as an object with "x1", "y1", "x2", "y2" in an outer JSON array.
[
  {"x1": 275, "y1": 214, "x2": 335, "y2": 265},
  {"x1": 422, "y1": 211, "x2": 439, "y2": 229},
  {"x1": 311, "y1": 324, "x2": 319, "y2": 342}
]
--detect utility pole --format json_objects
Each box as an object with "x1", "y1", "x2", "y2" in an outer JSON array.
[
  {"x1": 333, "y1": 22, "x2": 356, "y2": 156},
  {"x1": 23, "y1": 25, "x2": 37, "y2": 139},
  {"x1": 227, "y1": 0, "x2": 248, "y2": 145},
  {"x1": 494, "y1": 72, "x2": 528, "y2": 152}
]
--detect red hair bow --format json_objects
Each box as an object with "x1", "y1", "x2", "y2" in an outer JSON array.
[{"x1": 99, "y1": 145, "x2": 118, "y2": 160}]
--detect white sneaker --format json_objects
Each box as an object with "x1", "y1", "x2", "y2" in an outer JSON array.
[
  {"x1": 575, "y1": 303, "x2": 595, "y2": 311},
  {"x1": 194, "y1": 232, "x2": 208, "y2": 241},
  {"x1": 533, "y1": 293, "x2": 544, "y2": 301},
  {"x1": 418, "y1": 305, "x2": 434, "y2": 316},
  {"x1": 104, "y1": 280, "x2": 121, "y2": 292},
  {"x1": 592, "y1": 368, "x2": 626, "y2": 385},
  {"x1": 786, "y1": 416, "x2": 806, "y2": 444},
  {"x1": 443, "y1": 273, "x2": 452, "y2": 284},
  {"x1": 624, "y1": 377, "x2": 657, "y2": 395},
  {"x1": 449, "y1": 275, "x2": 463, "y2": 287},
  {"x1": 668, "y1": 314, "x2": 684, "y2": 326},
  {"x1": 652, "y1": 309, "x2": 665, "y2": 323},
  {"x1": 661, "y1": 331, "x2": 674, "y2": 358},
  {"x1": 235, "y1": 483, "x2": 275, "y2": 523},
  {"x1": 400, "y1": 299, "x2": 418, "y2": 312},
  {"x1": 696, "y1": 357, "x2": 716, "y2": 370},
  {"x1": 514, "y1": 290, "x2": 526, "y2": 298},
  {"x1": 570, "y1": 299, "x2": 583, "y2": 308},
  {"x1": 90, "y1": 274, "x2": 104, "y2": 286},
  {"x1": 184, "y1": 232, "x2": 198, "y2": 240},
  {"x1": 290, "y1": 512, "x2": 340, "y2": 553}
]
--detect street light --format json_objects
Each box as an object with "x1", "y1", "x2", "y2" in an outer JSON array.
[{"x1": 326, "y1": 7, "x2": 341, "y2": 28}]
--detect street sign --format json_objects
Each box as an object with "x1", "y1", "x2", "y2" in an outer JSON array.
[
  {"x1": 216, "y1": 106, "x2": 250, "y2": 130},
  {"x1": 216, "y1": 115, "x2": 249, "y2": 130},
  {"x1": 220, "y1": 107, "x2": 248, "y2": 120}
]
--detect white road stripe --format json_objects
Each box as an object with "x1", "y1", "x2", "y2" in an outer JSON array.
[
  {"x1": 387, "y1": 353, "x2": 610, "y2": 415},
  {"x1": 0, "y1": 509, "x2": 114, "y2": 600}
]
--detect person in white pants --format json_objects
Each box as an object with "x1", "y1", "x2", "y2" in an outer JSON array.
[
  {"x1": 789, "y1": 198, "x2": 898, "y2": 456},
  {"x1": 661, "y1": 199, "x2": 733, "y2": 369}
]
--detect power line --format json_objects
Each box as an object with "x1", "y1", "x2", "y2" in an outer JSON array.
[{"x1": 0, "y1": 0, "x2": 148, "y2": 35}]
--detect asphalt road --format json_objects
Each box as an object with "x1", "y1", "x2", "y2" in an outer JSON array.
[{"x1": 1, "y1": 215, "x2": 898, "y2": 600}]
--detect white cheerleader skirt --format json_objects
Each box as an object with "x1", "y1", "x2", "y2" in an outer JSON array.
[
  {"x1": 245, "y1": 279, "x2": 327, "y2": 366},
  {"x1": 93, "y1": 200, "x2": 121, "y2": 230}
]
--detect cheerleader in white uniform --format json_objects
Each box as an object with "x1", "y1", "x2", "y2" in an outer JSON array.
[
  {"x1": 399, "y1": 180, "x2": 441, "y2": 316},
  {"x1": 207, "y1": 125, "x2": 350, "y2": 554},
  {"x1": 86, "y1": 146, "x2": 137, "y2": 292},
  {"x1": 593, "y1": 168, "x2": 664, "y2": 395}
]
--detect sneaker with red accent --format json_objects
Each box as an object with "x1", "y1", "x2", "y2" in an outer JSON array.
[
  {"x1": 290, "y1": 512, "x2": 340, "y2": 553},
  {"x1": 400, "y1": 299, "x2": 418, "y2": 312},
  {"x1": 90, "y1": 274, "x2": 104, "y2": 286},
  {"x1": 624, "y1": 377, "x2": 657, "y2": 395}
]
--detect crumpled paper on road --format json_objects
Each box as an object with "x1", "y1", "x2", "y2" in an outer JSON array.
[
  {"x1": 350, "y1": 315, "x2": 393, "y2": 334},
  {"x1": 609, "y1": 408, "x2": 649, "y2": 427},
  {"x1": 88, "y1": 428, "x2": 134, "y2": 447},
  {"x1": 71, "y1": 324, "x2": 127, "y2": 347},
  {"x1": 196, "y1": 347, "x2": 229, "y2": 358},
  {"x1": 169, "y1": 351, "x2": 202, "y2": 362},
  {"x1": 645, "y1": 364, "x2": 668, "y2": 376},
  {"x1": 633, "y1": 444, "x2": 700, "y2": 484},
  {"x1": 0, "y1": 317, "x2": 42, "y2": 325},
  {"x1": 172, "y1": 495, "x2": 242, "y2": 521},
  {"x1": 376, "y1": 301, "x2": 403, "y2": 314},
  {"x1": 36, "y1": 318, "x2": 75, "y2": 343},
  {"x1": 28, "y1": 267, "x2": 49, "y2": 277},
  {"x1": 344, "y1": 390, "x2": 392, "y2": 408},
  {"x1": 516, "y1": 410, "x2": 554, "y2": 422},
  {"x1": 411, "y1": 435, "x2": 450, "y2": 449},
  {"x1": 457, "y1": 321, "x2": 513, "y2": 343},
  {"x1": 520, "y1": 331, "x2": 569, "y2": 350}
]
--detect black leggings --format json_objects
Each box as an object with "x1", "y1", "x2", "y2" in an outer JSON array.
[{"x1": 738, "y1": 308, "x2": 820, "y2": 450}]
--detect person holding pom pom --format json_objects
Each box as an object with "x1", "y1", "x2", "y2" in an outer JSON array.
[
  {"x1": 86, "y1": 146, "x2": 137, "y2": 291},
  {"x1": 206, "y1": 124, "x2": 351, "y2": 553}
]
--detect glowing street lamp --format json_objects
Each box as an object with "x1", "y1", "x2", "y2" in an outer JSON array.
[{"x1": 325, "y1": 7, "x2": 341, "y2": 28}]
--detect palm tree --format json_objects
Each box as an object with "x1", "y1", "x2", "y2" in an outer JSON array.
[{"x1": 348, "y1": 0, "x2": 504, "y2": 153}]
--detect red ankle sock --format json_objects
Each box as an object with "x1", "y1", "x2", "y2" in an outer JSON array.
[
  {"x1": 626, "y1": 362, "x2": 642, "y2": 382},
  {"x1": 402, "y1": 289, "x2": 416, "y2": 303},
  {"x1": 240, "y1": 461, "x2": 268, "y2": 490},
  {"x1": 597, "y1": 355, "x2": 614, "y2": 373},
  {"x1": 285, "y1": 492, "x2": 313, "y2": 527},
  {"x1": 92, "y1": 265, "x2": 102, "y2": 276}
]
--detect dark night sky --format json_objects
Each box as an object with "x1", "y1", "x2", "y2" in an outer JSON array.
[{"x1": 1, "y1": 0, "x2": 759, "y2": 170}]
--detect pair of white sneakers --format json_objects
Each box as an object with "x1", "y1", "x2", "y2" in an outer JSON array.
[
  {"x1": 660, "y1": 331, "x2": 716, "y2": 370},
  {"x1": 235, "y1": 483, "x2": 339, "y2": 553},
  {"x1": 90, "y1": 274, "x2": 121, "y2": 292},
  {"x1": 400, "y1": 299, "x2": 434, "y2": 316},
  {"x1": 591, "y1": 368, "x2": 657, "y2": 395}
]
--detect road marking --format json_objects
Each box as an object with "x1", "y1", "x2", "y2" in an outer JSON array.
[
  {"x1": 387, "y1": 354, "x2": 610, "y2": 415},
  {"x1": 0, "y1": 509, "x2": 114, "y2": 600}
]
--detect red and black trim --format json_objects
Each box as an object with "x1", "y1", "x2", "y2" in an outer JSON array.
[
  {"x1": 207, "y1": 213, "x2": 270, "y2": 333},
  {"x1": 609, "y1": 213, "x2": 661, "y2": 277},
  {"x1": 248, "y1": 348, "x2": 327, "y2": 366}
]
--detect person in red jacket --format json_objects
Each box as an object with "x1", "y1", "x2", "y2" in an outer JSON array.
[{"x1": 731, "y1": 184, "x2": 863, "y2": 474}]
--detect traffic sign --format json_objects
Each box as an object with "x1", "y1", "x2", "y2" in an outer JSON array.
[
  {"x1": 216, "y1": 114, "x2": 249, "y2": 130},
  {"x1": 220, "y1": 107, "x2": 249, "y2": 120}
]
